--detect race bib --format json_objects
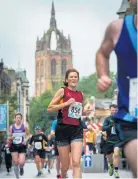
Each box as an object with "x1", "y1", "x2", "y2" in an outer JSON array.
[
  {"x1": 52, "y1": 150, "x2": 55, "y2": 155},
  {"x1": 6, "y1": 148, "x2": 10, "y2": 154},
  {"x1": 13, "y1": 136, "x2": 22, "y2": 144},
  {"x1": 129, "y1": 78, "x2": 138, "y2": 118},
  {"x1": 35, "y1": 142, "x2": 42, "y2": 150},
  {"x1": 68, "y1": 102, "x2": 82, "y2": 119},
  {"x1": 47, "y1": 146, "x2": 51, "y2": 151},
  {"x1": 111, "y1": 126, "x2": 116, "y2": 135}
]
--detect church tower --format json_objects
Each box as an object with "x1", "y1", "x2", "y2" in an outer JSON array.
[{"x1": 35, "y1": 2, "x2": 73, "y2": 96}]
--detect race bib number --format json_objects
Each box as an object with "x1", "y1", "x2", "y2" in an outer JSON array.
[
  {"x1": 13, "y1": 137, "x2": 22, "y2": 144},
  {"x1": 35, "y1": 142, "x2": 42, "y2": 150},
  {"x1": 129, "y1": 78, "x2": 138, "y2": 118},
  {"x1": 68, "y1": 102, "x2": 82, "y2": 119}
]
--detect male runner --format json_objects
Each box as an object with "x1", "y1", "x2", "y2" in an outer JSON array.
[
  {"x1": 29, "y1": 126, "x2": 48, "y2": 177},
  {"x1": 9, "y1": 113, "x2": 29, "y2": 178},
  {"x1": 96, "y1": 0, "x2": 137, "y2": 177},
  {"x1": 102, "y1": 104, "x2": 120, "y2": 178}
]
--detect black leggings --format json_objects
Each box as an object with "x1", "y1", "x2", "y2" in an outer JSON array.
[{"x1": 5, "y1": 154, "x2": 12, "y2": 171}]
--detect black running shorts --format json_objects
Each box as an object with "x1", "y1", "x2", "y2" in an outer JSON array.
[
  {"x1": 115, "y1": 119, "x2": 137, "y2": 148},
  {"x1": 33, "y1": 149, "x2": 45, "y2": 159},
  {"x1": 55, "y1": 123, "x2": 83, "y2": 146},
  {"x1": 10, "y1": 144, "x2": 26, "y2": 153}
]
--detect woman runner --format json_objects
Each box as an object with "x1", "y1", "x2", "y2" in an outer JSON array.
[{"x1": 48, "y1": 68, "x2": 92, "y2": 178}]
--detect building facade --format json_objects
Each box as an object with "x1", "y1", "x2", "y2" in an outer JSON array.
[
  {"x1": 3, "y1": 65, "x2": 29, "y2": 127},
  {"x1": 0, "y1": 59, "x2": 11, "y2": 97},
  {"x1": 35, "y1": 2, "x2": 73, "y2": 96},
  {"x1": 16, "y1": 70, "x2": 29, "y2": 126}
]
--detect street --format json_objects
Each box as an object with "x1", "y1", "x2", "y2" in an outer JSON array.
[{"x1": 0, "y1": 160, "x2": 133, "y2": 179}]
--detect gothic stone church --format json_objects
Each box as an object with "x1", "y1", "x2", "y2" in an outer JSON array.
[{"x1": 35, "y1": 2, "x2": 73, "y2": 96}]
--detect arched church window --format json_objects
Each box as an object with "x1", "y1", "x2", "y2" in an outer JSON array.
[
  {"x1": 51, "y1": 59, "x2": 56, "y2": 75},
  {"x1": 61, "y1": 59, "x2": 66, "y2": 76}
]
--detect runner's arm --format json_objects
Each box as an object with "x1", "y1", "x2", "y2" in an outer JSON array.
[
  {"x1": 50, "y1": 130, "x2": 55, "y2": 136},
  {"x1": 25, "y1": 127, "x2": 30, "y2": 142},
  {"x1": 83, "y1": 102, "x2": 94, "y2": 113},
  {"x1": 102, "y1": 118, "x2": 112, "y2": 132},
  {"x1": 25, "y1": 127, "x2": 30, "y2": 136},
  {"x1": 29, "y1": 135, "x2": 34, "y2": 145},
  {"x1": 96, "y1": 22, "x2": 114, "y2": 78},
  {"x1": 82, "y1": 120, "x2": 89, "y2": 132},
  {"x1": 50, "y1": 120, "x2": 57, "y2": 136},
  {"x1": 43, "y1": 134, "x2": 48, "y2": 143},
  {"x1": 8, "y1": 126, "x2": 13, "y2": 140},
  {"x1": 47, "y1": 88, "x2": 66, "y2": 112}
]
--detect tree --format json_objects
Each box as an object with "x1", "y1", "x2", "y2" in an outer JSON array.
[{"x1": 29, "y1": 91, "x2": 57, "y2": 135}]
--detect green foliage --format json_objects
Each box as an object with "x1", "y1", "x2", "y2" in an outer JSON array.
[{"x1": 29, "y1": 91, "x2": 57, "y2": 135}]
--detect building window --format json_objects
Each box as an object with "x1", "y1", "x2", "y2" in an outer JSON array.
[
  {"x1": 61, "y1": 59, "x2": 66, "y2": 76},
  {"x1": 51, "y1": 59, "x2": 56, "y2": 76},
  {"x1": 26, "y1": 90, "x2": 29, "y2": 101}
]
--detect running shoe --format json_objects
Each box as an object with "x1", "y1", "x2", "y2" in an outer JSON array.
[
  {"x1": 36, "y1": 171, "x2": 42, "y2": 177},
  {"x1": 57, "y1": 174, "x2": 62, "y2": 178},
  {"x1": 109, "y1": 166, "x2": 114, "y2": 176},
  {"x1": 114, "y1": 171, "x2": 120, "y2": 178},
  {"x1": 20, "y1": 167, "x2": 24, "y2": 176}
]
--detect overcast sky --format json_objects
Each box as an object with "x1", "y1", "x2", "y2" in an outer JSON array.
[{"x1": 0, "y1": 0, "x2": 122, "y2": 96}]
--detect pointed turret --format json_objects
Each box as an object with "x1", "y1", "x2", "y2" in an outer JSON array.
[
  {"x1": 51, "y1": 1, "x2": 55, "y2": 16},
  {"x1": 50, "y1": 1, "x2": 57, "y2": 29},
  {"x1": 117, "y1": 0, "x2": 129, "y2": 18},
  {"x1": 0, "y1": 58, "x2": 4, "y2": 74},
  {"x1": 68, "y1": 34, "x2": 71, "y2": 43},
  {"x1": 36, "y1": 36, "x2": 40, "y2": 51}
]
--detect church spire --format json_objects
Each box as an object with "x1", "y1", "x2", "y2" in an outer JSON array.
[
  {"x1": 68, "y1": 34, "x2": 71, "y2": 43},
  {"x1": 50, "y1": 1, "x2": 57, "y2": 29},
  {"x1": 51, "y1": 1, "x2": 55, "y2": 16}
]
